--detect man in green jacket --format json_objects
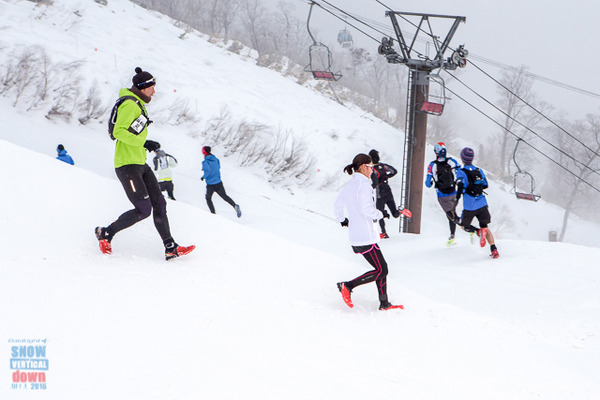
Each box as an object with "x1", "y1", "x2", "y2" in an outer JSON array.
[{"x1": 95, "y1": 67, "x2": 194, "y2": 261}]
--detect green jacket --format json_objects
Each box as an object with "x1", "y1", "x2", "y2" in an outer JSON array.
[{"x1": 113, "y1": 88, "x2": 150, "y2": 168}]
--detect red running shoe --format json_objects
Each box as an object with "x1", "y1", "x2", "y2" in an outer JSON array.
[
  {"x1": 490, "y1": 249, "x2": 500, "y2": 259},
  {"x1": 398, "y1": 207, "x2": 412, "y2": 218},
  {"x1": 379, "y1": 301, "x2": 404, "y2": 310},
  {"x1": 95, "y1": 227, "x2": 112, "y2": 255},
  {"x1": 380, "y1": 233, "x2": 389, "y2": 239},
  {"x1": 166, "y1": 245, "x2": 196, "y2": 261},
  {"x1": 337, "y1": 282, "x2": 353, "y2": 308},
  {"x1": 478, "y1": 227, "x2": 487, "y2": 247}
]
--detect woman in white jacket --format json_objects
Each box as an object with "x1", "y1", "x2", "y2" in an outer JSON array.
[{"x1": 334, "y1": 153, "x2": 403, "y2": 311}]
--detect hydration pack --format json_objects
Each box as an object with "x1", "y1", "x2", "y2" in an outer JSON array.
[
  {"x1": 462, "y1": 167, "x2": 487, "y2": 197},
  {"x1": 434, "y1": 160, "x2": 456, "y2": 194},
  {"x1": 107, "y1": 96, "x2": 150, "y2": 140}
]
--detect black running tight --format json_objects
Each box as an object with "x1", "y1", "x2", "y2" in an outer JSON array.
[
  {"x1": 347, "y1": 244, "x2": 389, "y2": 302},
  {"x1": 109, "y1": 164, "x2": 173, "y2": 245}
]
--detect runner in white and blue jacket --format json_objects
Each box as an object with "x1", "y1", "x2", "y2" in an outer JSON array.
[
  {"x1": 455, "y1": 147, "x2": 499, "y2": 258},
  {"x1": 425, "y1": 142, "x2": 460, "y2": 242}
]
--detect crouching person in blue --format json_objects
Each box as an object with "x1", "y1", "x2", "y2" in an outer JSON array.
[
  {"x1": 455, "y1": 147, "x2": 499, "y2": 259},
  {"x1": 201, "y1": 146, "x2": 241, "y2": 218},
  {"x1": 56, "y1": 144, "x2": 74, "y2": 165}
]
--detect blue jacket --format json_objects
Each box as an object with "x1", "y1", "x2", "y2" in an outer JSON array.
[
  {"x1": 57, "y1": 149, "x2": 74, "y2": 165},
  {"x1": 425, "y1": 157, "x2": 460, "y2": 197},
  {"x1": 202, "y1": 154, "x2": 221, "y2": 185},
  {"x1": 455, "y1": 164, "x2": 488, "y2": 211}
]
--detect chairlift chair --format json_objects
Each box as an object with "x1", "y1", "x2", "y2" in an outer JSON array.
[
  {"x1": 304, "y1": 2, "x2": 342, "y2": 82},
  {"x1": 511, "y1": 138, "x2": 541, "y2": 202},
  {"x1": 419, "y1": 72, "x2": 446, "y2": 116}
]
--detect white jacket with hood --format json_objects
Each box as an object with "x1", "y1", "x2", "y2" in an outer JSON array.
[{"x1": 334, "y1": 172, "x2": 383, "y2": 246}]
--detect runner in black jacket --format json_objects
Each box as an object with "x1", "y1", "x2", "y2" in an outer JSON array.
[{"x1": 369, "y1": 149, "x2": 400, "y2": 239}]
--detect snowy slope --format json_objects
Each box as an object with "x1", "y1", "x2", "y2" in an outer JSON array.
[
  {"x1": 1, "y1": 1, "x2": 600, "y2": 399},
  {"x1": 2, "y1": 138, "x2": 600, "y2": 400}
]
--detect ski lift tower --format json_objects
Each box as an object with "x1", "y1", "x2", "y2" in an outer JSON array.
[{"x1": 378, "y1": 11, "x2": 467, "y2": 234}]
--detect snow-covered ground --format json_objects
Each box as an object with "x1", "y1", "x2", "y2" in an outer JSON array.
[{"x1": 1, "y1": 1, "x2": 599, "y2": 399}]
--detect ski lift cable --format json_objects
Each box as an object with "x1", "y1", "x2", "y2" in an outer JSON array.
[
  {"x1": 318, "y1": 0, "x2": 396, "y2": 40},
  {"x1": 444, "y1": 68, "x2": 600, "y2": 179},
  {"x1": 442, "y1": 80, "x2": 600, "y2": 194},
  {"x1": 467, "y1": 59, "x2": 600, "y2": 160},
  {"x1": 469, "y1": 54, "x2": 600, "y2": 99},
  {"x1": 305, "y1": 0, "x2": 384, "y2": 43}
]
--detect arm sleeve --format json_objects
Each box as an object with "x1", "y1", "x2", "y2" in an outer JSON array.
[
  {"x1": 167, "y1": 154, "x2": 178, "y2": 164},
  {"x1": 334, "y1": 191, "x2": 347, "y2": 222},
  {"x1": 112, "y1": 100, "x2": 148, "y2": 146},
  {"x1": 201, "y1": 159, "x2": 207, "y2": 179},
  {"x1": 167, "y1": 155, "x2": 178, "y2": 167},
  {"x1": 425, "y1": 162, "x2": 434, "y2": 188},
  {"x1": 384, "y1": 164, "x2": 398, "y2": 178},
  {"x1": 455, "y1": 168, "x2": 466, "y2": 192},
  {"x1": 480, "y1": 169, "x2": 489, "y2": 189}
]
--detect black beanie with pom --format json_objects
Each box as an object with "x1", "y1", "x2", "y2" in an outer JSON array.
[{"x1": 132, "y1": 67, "x2": 155, "y2": 90}]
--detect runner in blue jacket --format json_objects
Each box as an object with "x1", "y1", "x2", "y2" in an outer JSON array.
[
  {"x1": 455, "y1": 147, "x2": 499, "y2": 258},
  {"x1": 201, "y1": 146, "x2": 241, "y2": 217}
]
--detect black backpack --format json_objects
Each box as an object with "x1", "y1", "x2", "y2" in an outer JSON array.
[
  {"x1": 434, "y1": 160, "x2": 456, "y2": 194},
  {"x1": 462, "y1": 167, "x2": 487, "y2": 197},
  {"x1": 107, "y1": 96, "x2": 149, "y2": 140}
]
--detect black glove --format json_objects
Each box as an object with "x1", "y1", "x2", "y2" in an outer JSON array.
[
  {"x1": 143, "y1": 140, "x2": 161, "y2": 152},
  {"x1": 382, "y1": 210, "x2": 390, "y2": 219},
  {"x1": 340, "y1": 218, "x2": 349, "y2": 227},
  {"x1": 201, "y1": 177, "x2": 204, "y2": 181}
]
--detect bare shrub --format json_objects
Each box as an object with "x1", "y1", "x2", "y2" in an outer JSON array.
[
  {"x1": 202, "y1": 107, "x2": 315, "y2": 185},
  {"x1": 167, "y1": 97, "x2": 199, "y2": 125},
  {"x1": 45, "y1": 62, "x2": 82, "y2": 122},
  {"x1": 78, "y1": 84, "x2": 107, "y2": 125},
  {"x1": 9, "y1": 48, "x2": 40, "y2": 107}
]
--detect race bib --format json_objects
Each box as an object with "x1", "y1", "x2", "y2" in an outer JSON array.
[{"x1": 129, "y1": 114, "x2": 148, "y2": 135}]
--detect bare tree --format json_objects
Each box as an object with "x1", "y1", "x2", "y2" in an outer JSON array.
[
  {"x1": 239, "y1": 0, "x2": 268, "y2": 53},
  {"x1": 494, "y1": 65, "x2": 537, "y2": 179},
  {"x1": 547, "y1": 114, "x2": 600, "y2": 241},
  {"x1": 11, "y1": 49, "x2": 40, "y2": 107}
]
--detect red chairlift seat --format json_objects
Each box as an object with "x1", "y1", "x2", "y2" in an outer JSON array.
[
  {"x1": 312, "y1": 70, "x2": 341, "y2": 81},
  {"x1": 420, "y1": 101, "x2": 444, "y2": 115},
  {"x1": 515, "y1": 192, "x2": 541, "y2": 202}
]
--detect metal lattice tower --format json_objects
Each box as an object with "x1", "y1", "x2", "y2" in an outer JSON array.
[{"x1": 378, "y1": 11, "x2": 467, "y2": 234}]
